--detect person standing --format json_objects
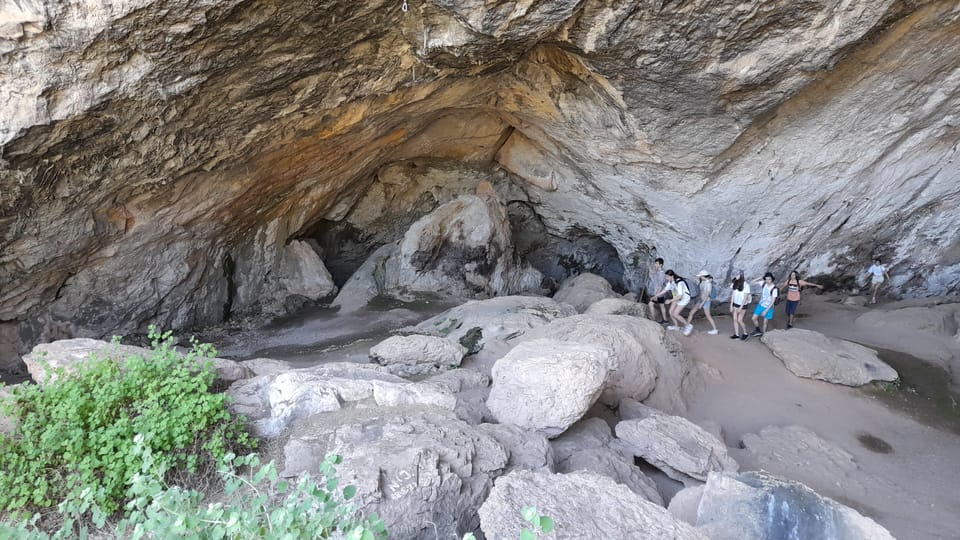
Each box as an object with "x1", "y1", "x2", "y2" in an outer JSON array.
[
  {"x1": 664, "y1": 270, "x2": 692, "y2": 333},
  {"x1": 646, "y1": 257, "x2": 669, "y2": 323},
  {"x1": 750, "y1": 272, "x2": 779, "y2": 337},
  {"x1": 685, "y1": 270, "x2": 719, "y2": 335},
  {"x1": 864, "y1": 258, "x2": 891, "y2": 305},
  {"x1": 729, "y1": 270, "x2": 751, "y2": 340},
  {"x1": 781, "y1": 270, "x2": 824, "y2": 329}
]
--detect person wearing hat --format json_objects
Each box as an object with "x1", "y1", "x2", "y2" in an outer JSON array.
[
  {"x1": 685, "y1": 270, "x2": 718, "y2": 335},
  {"x1": 750, "y1": 272, "x2": 779, "y2": 337}
]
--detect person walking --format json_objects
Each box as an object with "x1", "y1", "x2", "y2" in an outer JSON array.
[
  {"x1": 729, "y1": 270, "x2": 751, "y2": 340},
  {"x1": 781, "y1": 270, "x2": 824, "y2": 329},
  {"x1": 686, "y1": 270, "x2": 718, "y2": 335},
  {"x1": 750, "y1": 272, "x2": 779, "y2": 337},
  {"x1": 664, "y1": 270, "x2": 693, "y2": 333},
  {"x1": 646, "y1": 257, "x2": 669, "y2": 323},
  {"x1": 864, "y1": 258, "x2": 891, "y2": 305}
]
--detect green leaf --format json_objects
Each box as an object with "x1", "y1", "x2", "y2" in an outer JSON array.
[
  {"x1": 343, "y1": 485, "x2": 357, "y2": 500},
  {"x1": 520, "y1": 529, "x2": 536, "y2": 540},
  {"x1": 521, "y1": 506, "x2": 538, "y2": 523},
  {"x1": 539, "y1": 515, "x2": 555, "y2": 533}
]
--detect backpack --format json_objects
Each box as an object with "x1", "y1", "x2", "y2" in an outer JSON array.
[
  {"x1": 772, "y1": 285, "x2": 781, "y2": 306},
  {"x1": 708, "y1": 280, "x2": 719, "y2": 300},
  {"x1": 685, "y1": 278, "x2": 700, "y2": 300}
]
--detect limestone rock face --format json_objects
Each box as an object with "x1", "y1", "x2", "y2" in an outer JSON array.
[
  {"x1": 486, "y1": 339, "x2": 610, "y2": 437},
  {"x1": 282, "y1": 405, "x2": 508, "y2": 540},
  {"x1": 368, "y1": 334, "x2": 466, "y2": 377},
  {"x1": 2, "y1": 0, "x2": 959, "y2": 357},
  {"x1": 696, "y1": 471, "x2": 895, "y2": 540},
  {"x1": 478, "y1": 470, "x2": 707, "y2": 540},
  {"x1": 761, "y1": 329, "x2": 898, "y2": 386},
  {"x1": 584, "y1": 297, "x2": 651, "y2": 318}
]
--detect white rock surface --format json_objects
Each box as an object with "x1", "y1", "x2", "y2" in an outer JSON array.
[
  {"x1": 696, "y1": 471, "x2": 895, "y2": 540},
  {"x1": 487, "y1": 339, "x2": 610, "y2": 437},
  {"x1": 616, "y1": 406, "x2": 739, "y2": 483},
  {"x1": 368, "y1": 334, "x2": 466, "y2": 377},
  {"x1": 668, "y1": 484, "x2": 705, "y2": 526},
  {"x1": 761, "y1": 328, "x2": 898, "y2": 386},
  {"x1": 479, "y1": 470, "x2": 707, "y2": 540},
  {"x1": 477, "y1": 422, "x2": 555, "y2": 472},
  {"x1": 331, "y1": 243, "x2": 402, "y2": 313},
  {"x1": 226, "y1": 362, "x2": 456, "y2": 438},
  {"x1": 584, "y1": 297, "x2": 651, "y2": 318}
]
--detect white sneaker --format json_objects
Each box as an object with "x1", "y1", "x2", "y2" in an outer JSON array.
[
  {"x1": 683, "y1": 324, "x2": 694, "y2": 336},
  {"x1": 707, "y1": 329, "x2": 719, "y2": 335},
  {"x1": 667, "y1": 325, "x2": 679, "y2": 331}
]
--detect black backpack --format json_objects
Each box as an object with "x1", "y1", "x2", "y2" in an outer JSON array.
[{"x1": 772, "y1": 285, "x2": 781, "y2": 305}]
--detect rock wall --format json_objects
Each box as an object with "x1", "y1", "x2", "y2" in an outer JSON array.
[{"x1": 1, "y1": 1, "x2": 958, "y2": 347}]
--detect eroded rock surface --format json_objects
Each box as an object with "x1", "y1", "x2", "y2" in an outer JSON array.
[
  {"x1": 478, "y1": 470, "x2": 707, "y2": 540},
  {"x1": 551, "y1": 273, "x2": 619, "y2": 313},
  {"x1": 369, "y1": 334, "x2": 466, "y2": 377},
  {"x1": 761, "y1": 329, "x2": 898, "y2": 386}
]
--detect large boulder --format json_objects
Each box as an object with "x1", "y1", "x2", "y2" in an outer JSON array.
[
  {"x1": 761, "y1": 329, "x2": 897, "y2": 386},
  {"x1": 22, "y1": 338, "x2": 252, "y2": 387},
  {"x1": 282, "y1": 405, "x2": 507, "y2": 540},
  {"x1": 517, "y1": 314, "x2": 699, "y2": 411},
  {"x1": 486, "y1": 339, "x2": 610, "y2": 437},
  {"x1": 552, "y1": 273, "x2": 619, "y2": 312},
  {"x1": 368, "y1": 334, "x2": 466, "y2": 377},
  {"x1": 615, "y1": 404, "x2": 738, "y2": 483},
  {"x1": 551, "y1": 417, "x2": 663, "y2": 504},
  {"x1": 396, "y1": 191, "x2": 542, "y2": 299},
  {"x1": 260, "y1": 239, "x2": 337, "y2": 314},
  {"x1": 226, "y1": 362, "x2": 456, "y2": 438},
  {"x1": 695, "y1": 471, "x2": 895, "y2": 540},
  {"x1": 407, "y1": 295, "x2": 576, "y2": 352},
  {"x1": 478, "y1": 470, "x2": 707, "y2": 540}
]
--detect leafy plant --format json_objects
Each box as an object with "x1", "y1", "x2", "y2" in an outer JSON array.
[
  {"x1": 520, "y1": 506, "x2": 555, "y2": 539},
  {"x1": 0, "y1": 327, "x2": 253, "y2": 515}
]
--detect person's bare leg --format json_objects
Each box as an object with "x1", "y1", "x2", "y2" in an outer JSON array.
[{"x1": 704, "y1": 309, "x2": 717, "y2": 332}]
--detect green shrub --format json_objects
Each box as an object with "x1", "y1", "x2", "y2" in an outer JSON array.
[{"x1": 0, "y1": 327, "x2": 253, "y2": 515}]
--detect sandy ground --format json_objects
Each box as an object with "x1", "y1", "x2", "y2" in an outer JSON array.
[{"x1": 680, "y1": 293, "x2": 960, "y2": 540}]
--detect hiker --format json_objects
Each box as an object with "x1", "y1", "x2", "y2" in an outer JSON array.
[
  {"x1": 781, "y1": 270, "x2": 824, "y2": 329},
  {"x1": 729, "y1": 270, "x2": 751, "y2": 340},
  {"x1": 646, "y1": 257, "x2": 669, "y2": 323},
  {"x1": 750, "y1": 272, "x2": 779, "y2": 337},
  {"x1": 864, "y1": 257, "x2": 891, "y2": 305},
  {"x1": 685, "y1": 270, "x2": 718, "y2": 335},
  {"x1": 664, "y1": 269, "x2": 693, "y2": 334}
]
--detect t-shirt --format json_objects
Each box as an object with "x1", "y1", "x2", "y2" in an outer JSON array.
[
  {"x1": 675, "y1": 280, "x2": 691, "y2": 305},
  {"x1": 759, "y1": 283, "x2": 778, "y2": 308},
  {"x1": 647, "y1": 269, "x2": 667, "y2": 295},
  {"x1": 731, "y1": 282, "x2": 751, "y2": 305},
  {"x1": 868, "y1": 264, "x2": 886, "y2": 279},
  {"x1": 699, "y1": 280, "x2": 712, "y2": 302}
]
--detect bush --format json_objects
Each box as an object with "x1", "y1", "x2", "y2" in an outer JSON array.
[{"x1": 0, "y1": 327, "x2": 254, "y2": 515}]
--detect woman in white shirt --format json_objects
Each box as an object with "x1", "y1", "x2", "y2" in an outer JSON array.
[
  {"x1": 664, "y1": 269, "x2": 693, "y2": 334},
  {"x1": 864, "y1": 257, "x2": 891, "y2": 305},
  {"x1": 729, "y1": 270, "x2": 751, "y2": 340}
]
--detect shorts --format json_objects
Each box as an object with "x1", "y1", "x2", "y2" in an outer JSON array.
[
  {"x1": 753, "y1": 303, "x2": 774, "y2": 320},
  {"x1": 677, "y1": 296, "x2": 690, "y2": 307},
  {"x1": 651, "y1": 297, "x2": 667, "y2": 304},
  {"x1": 871, "y1": 276, "x2": 884, "y2": 285},
  {"x1": 731, "y1": 303, "x2": 744, "y2": 309},
  {"x1": 785, "y1": 300, "x2": 800, "y2": 315},
  {"x1": 700, "y1": 299, "x2": 712, "y2": 309}
]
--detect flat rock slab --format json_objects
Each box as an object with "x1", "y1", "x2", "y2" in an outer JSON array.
[
  {"x1": 408, "y1": 295, "x2": 576, "y2": 352},
  {"x1": 487, "y1": 339, "x2": 610, "y2": 437},
  {"x1": 616, "y1": 407, "x2": 738, "y2": 483},
  {"x1": 696, "y1": 471, "x2": 895, "y2": 540},
  {"x1": 369, "y1": 334, "x2": 466, "y2": 377},
  {"x1": 761, "y1": 328, "x2": 897, "y2": 386},
  {"x1": 22, "y1": 338, "x2": 252, "y2": 386},
  {"x1": 479, "y1": 470, "x2": 707, "y2": 540}
]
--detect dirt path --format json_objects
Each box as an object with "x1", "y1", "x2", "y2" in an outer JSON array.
[{"x1": 681, "y1": 294, "x2": 960, "y2": 540}]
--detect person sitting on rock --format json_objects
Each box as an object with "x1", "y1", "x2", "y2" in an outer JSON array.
[
  {"x1": 730, "y1": 269, "x2": 751, "y2": 340},
  {"x1": 646, "y1": 257, "x2": 669, "y2": 324},
  {"x1": 750, "y1": 272, "x2": 779, "y2": 337},
  {"x1": 664, "y1": 270, "x2": 693, "y2": 334},
  {"x1": 686, "y1": 270, "x2": 719, "y2": 335},
  {"x1": 864, "y1": 257, "x2": 891, "y2": 305},
  {"x1": 780, "y1": 270, "x2": 824, "y2": 329}
]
